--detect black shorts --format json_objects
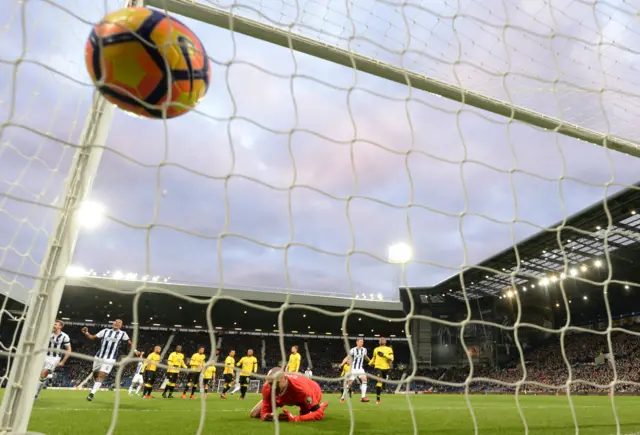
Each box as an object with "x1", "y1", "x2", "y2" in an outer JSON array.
[
  {"x1": 143, "y1": 370, "x2": 157, "y2": 385},
  {"x1": 224, "y1": 373, "x2": 233, "y2": 384},
  {"x1": 240, "y1": 375, "x2": 251, "y2": 385},
  {"x1": 376, "y1": 369, "x2": 390, "y2": 386},
  {"x1": 166, "y1": 372, "x2": 178, "y2": 384},
  {"x1": 187, "y1": 371, "x2": 200, "y2": 384}
]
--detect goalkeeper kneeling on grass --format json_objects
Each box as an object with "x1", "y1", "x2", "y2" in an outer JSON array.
[{"x1": 250, "y1": 367, "x2": 328, "y2": 422}]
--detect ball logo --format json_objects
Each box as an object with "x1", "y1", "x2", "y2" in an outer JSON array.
[{"x1": 306, "y1": 396, "x2": 313, "y2": 405}]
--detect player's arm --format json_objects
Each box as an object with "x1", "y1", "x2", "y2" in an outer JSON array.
[
  {"x1": 339, "y1": 354, "x2": 351, "y2": 367},
  {"x1": 368, "y1": 350, "x2": 377, "y2": 366},
  {"x1": 385, "y1": 349, "x2": 394, "y2": 362},
  {"x1": 236, "y1": 357, "x2": 243, "y2": 367},
  {"x1": 294, "y1": 355, "x2": 301, "y2": 372},
  {"x1": 81, "y1": 327, "x2": 99, "y2": 340},
  {"x1": 253, "y1": 359, "x2": 257, "y2": 373},
  {"x1": 281, "y1": 401, "x2": 329, "y2": 422},
  {"x1": 257, "y1": 386, "x2": 275, "y2": 420},
  {"x1": 59, "y1": 343, "x2": 72, "y2": 366}
]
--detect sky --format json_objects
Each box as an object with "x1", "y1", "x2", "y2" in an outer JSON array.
[{"x1": 1, "y1": 0, "x2": 640, "y2": 305}]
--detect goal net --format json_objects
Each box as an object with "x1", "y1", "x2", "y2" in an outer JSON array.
[{"x1": 2, "y1": 0, "x2": 640, "y2": 433}]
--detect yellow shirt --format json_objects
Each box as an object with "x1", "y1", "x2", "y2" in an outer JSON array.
[
  {"x1": 237, "y1": 356, "x2": 258, "y2": 375},
  {"x1": 341, "y1": 363, "x2": 350, "y2": 377},
  {"x1": 145, "y1": 352, "x2": 161, "y2": 372},
  {"x1": 203, "y1": 365, "x2": 216, "y2": 379},
  {"x1": 223, "y1": 356, "x2": 235, "y2": 375},
  {"x1": 287, "y1": 352, "x2": 301, "y2": 372},
  {"x1": 167, "y1": 352, "x2": 187, "y2": 373},
  {"x1": 189, "y1": 353, "x2": 206, "y2": 371},
  {"x1": 369, "y1": 346, "x2": 394, "y2": 370}
]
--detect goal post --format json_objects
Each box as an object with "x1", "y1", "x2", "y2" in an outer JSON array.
[
  {"x1": 0, "y1": 90, "x2": 114, "y2": 434},
  {"x1": 146, "y1": 0, "x2": 640, "y2": 158}
]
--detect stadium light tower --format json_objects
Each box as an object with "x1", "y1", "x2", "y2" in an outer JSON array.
[
  {"x1": 76, "y1": 200, "x2": 106, "y2": 229},
  {"x1": 388, "y1": 243, "x2": 413, "y2": 299},
  {"x1": 388, "y1": 242, "x2": 413, "y2": 264}
]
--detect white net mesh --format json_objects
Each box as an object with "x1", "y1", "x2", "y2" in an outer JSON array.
[{"x1": 2, "y1": 0, "x2": 640, "y2": 433}]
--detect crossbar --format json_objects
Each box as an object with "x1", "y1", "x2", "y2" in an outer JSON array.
[{"x1": 147, "y1": 0, "x2": 640, "y2": 158}]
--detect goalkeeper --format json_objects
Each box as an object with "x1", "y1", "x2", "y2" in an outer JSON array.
[{"x1": 249, "y1": 367, "x2": 328, "y2": 422}]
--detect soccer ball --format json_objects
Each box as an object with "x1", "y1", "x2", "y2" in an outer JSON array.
[{"x1": 85, "y1": 7, "x2": 210, "y2": 119}]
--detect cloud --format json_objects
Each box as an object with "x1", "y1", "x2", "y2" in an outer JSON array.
[{"x1": 1, "y1": 0, "x2": 640, "y2": 304}]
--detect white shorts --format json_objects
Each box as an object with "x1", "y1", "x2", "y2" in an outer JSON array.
[
  {"x1": 132, "y1": 374, "x2": 144, "y2": 385},
  {"x1": 43, "y1": 356, "x2": 61, "y2": 372},
  {"x1": 92, "y1": 358, "x2": 116, "y2": 375},
  {"x1": 348, "y1": 368, "x2": 366, "y2": 381}
]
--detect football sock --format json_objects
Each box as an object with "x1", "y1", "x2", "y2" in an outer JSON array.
[
  {"x1": 241, "y1": 385, "x2": 247, "y2": 397},
  {"x1": 191, "y1": 385, "x2": 198, "y2": 396},
  {"x1": 376, "y1": 385, "x2": 381, "y2": 400},
  {"x1": 361, "y1": 382, "x2": 367, "y2": 397},
  {"x1": 91, "y1": 381, "x2": 102, "y2": 395}
]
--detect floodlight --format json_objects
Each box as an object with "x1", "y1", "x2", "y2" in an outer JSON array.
[
  {"x1": 580, "y1": 265, "x2": 588, "y2": 272},
  {"x1": 112, "y1": 271, "x2": 123, "y2": 280},
  {"x1": 388, "y1": 242, "x2": 413, "y2": 264},
  {"x1": 569, "y1": 268, "x2": 578, "y2": 277},
  {"x1": 594, "y1": 260, "x2": 602, "y2": 268},
  {"x1": 65, "y1": 265, "x2": 88, "y2": 277},
  {"x1": 76, "y1": 201, "x2": 105, "y2": 229}
]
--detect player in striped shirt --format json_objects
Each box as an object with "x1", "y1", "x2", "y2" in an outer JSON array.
[
  {"x1": 35, "y1": 320, "x2": 71, "y2": 399},
  {"x1": 128, "y1": 352, "x2": 146, "y2": 396},
  {"x1": 82, "y1": 319, "x2": 137, "y2": 402},
  {"x1": 339, "y1": 338, "x2": 370, "y2": 403}
]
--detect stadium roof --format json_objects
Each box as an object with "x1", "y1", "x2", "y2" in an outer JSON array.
[
  {"x1": 411, "y1": 182, "x2": 640, "y2": 303},
  {"x1": 64, "y1": 276, "x2": 402, "y2": 311}
]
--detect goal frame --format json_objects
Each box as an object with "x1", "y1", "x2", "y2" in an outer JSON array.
[
  {"x1": 0, "y1": 1, "x2": 137, "y2": 433},
  {"x1": 2, "y1": 0, "x2": 640, "y2": 432},
  {"x1": 146, "y1": 0, "x2": 640, "y2": 158}
]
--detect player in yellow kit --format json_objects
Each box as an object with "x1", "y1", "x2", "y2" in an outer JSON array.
[
  {"x1": 202, "y1": 364, "x2": 216, "y2": 397},
  {"x1": 339, "y1": 361, "x2": 351, "y2": 401},
  {"x1": 236, "y1": 349, "x2": 258, "y2": 399},
  {"x1": 142, "y1": 346, "x2": 162, "y2": 399},
  {"x1": 163, "y1": 345, "x2": 187, "y2": 399},
  {"x1": 287, "y1": 345, "x2": 301, "y2": 372},
  {"x1": 369, "y1": 336, "x2": 394, "y2": 404},
  {"x1": 182, "y1": 347, "x2": 206, "y2": 399},
  {"x1": 220, "y1": 350, "x2": 236, "y2": 399}
]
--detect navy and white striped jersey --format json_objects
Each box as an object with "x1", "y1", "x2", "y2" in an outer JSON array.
[
  {"x1": 47, "y1": 331, "x2": 71, "y2": 357},
  {"x1": 134, "y1": 361, "x2": 145, "y2": 375},
  {"x1": 95, "y1": 329, "x2": 130, "y2": 360},
  {"x1": 349, "y1": 346, "x2": 368, "y2": 370}
]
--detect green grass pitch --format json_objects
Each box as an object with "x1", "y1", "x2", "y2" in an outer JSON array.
[{"x1": 23, "y1": 391, "x2": 640, "y2": 434}]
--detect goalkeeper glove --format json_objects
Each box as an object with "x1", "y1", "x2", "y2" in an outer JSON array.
[
  {"x1": 261, "y1": 413, "x2": 274, "y2": 422},
  {"x1": 280, "y1": 409, "x2": 297, "y2": 422}
]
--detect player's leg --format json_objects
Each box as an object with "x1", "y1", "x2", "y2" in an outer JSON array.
[
  {"x1": 163, "y1": 372, "x2": 176, "y2": 398},
  {"x1": 375, "y1": 369, "x2": 389, "y2": 404},
  {"x1": 35, "y1": 368, "x2": 50, "y2": 399},
  {"x1": 88, "y1": 360, "x2": 110, "y2": 401},
  {"x1": 340, "y1": 378, "x2": 352, "y2": 401},
  {"x1": 189, "y1": 373, "x2": 199, "y2": 398},
  {"x1": 240, "y1": 376, "x2": 249, "y2": 399},
  {"x1": 359, "y1": 375, "x2": 369, "y2": 402},
  {"x1": 143, "y1": 371, "x2": 156, "y2": 398},
  {"x1": 221, "y1": 374, "x2": 232, "y2": 397},
  {"x1": 181, "y1": 373, "x2": 192, "y2": 398},
  {"x1": 250, "y1": 400, "x2": 263, "y2": 418}
]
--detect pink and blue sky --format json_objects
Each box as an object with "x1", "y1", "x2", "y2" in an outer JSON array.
[{"x1": 1, "y1": 0, "x2": 639, "y2": 304}]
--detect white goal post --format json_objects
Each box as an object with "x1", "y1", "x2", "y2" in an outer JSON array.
[{"x1": 2, "y1": 0, "x2": 640, "y2": 433}]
